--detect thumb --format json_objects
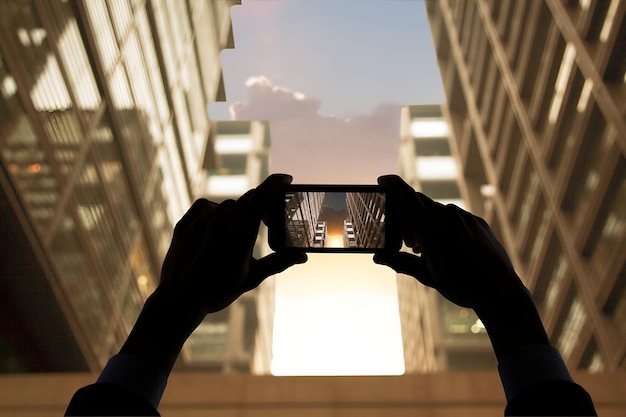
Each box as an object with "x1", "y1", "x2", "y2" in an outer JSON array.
[
  {"x1": 374, "y1": 252, "x2": 436, "y2": 288},
  {"x1": 245, "y1": 252, "x2": 308, "y2": 292}
]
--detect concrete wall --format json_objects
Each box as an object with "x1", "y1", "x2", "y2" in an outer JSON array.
[{"x1": 0, "y1": 371, "x2": 624, "y2": 416}]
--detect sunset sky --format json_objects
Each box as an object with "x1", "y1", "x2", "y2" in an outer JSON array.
[{"x1": 209, "y1": 0, "x2": 445, "y2": 375}]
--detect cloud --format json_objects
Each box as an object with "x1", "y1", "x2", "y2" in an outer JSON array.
[{"x1": 230, "y1": 76, "x2": 401, "y2": 184}]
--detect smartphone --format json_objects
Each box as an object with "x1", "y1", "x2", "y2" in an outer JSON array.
[{"x1": 268, "y1": 184, "x2": 401, "y2": 253}]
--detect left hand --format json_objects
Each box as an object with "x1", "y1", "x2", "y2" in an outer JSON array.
[{"x1": 155, "y1": 174, "x2": 307, "y2": 328}]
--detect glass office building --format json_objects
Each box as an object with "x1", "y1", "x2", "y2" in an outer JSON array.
[
  {"x1": 0, "y1": 0, "x2": 244, "y2": 373},
  {"x1": 425, "y1": 0, "x2": 625, "y2": 371}
]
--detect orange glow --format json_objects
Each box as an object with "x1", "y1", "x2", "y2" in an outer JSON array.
[
  {"x1": 28, "y1": 163, "x2": 41, "y2": 174},
  {"x1": 328, "y1": 234, "x2": 343, "y2": 248}
]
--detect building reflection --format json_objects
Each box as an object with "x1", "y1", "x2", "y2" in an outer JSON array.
[
  {"x1": 284, "y1": 191, "x2": 325, "y2": 248},
  {"x1": 345, "y1": 192, "x2": 386, "y2": 249}
]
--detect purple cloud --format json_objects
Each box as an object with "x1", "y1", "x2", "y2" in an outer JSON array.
[{"x1": 230, "y1": 76, "x2": 400, "y2": 184}]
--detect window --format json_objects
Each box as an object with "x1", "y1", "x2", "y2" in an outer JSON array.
[
  {"x1": 579, "y1": 336, "x2": 605, "y2": 372},
  {"x1": 520, "y1": 2, "x2": 551, "y2": 101},
  {"x1": 74, "y1": 157, "x2": 129, "y2": 294},
  {"x1": 414, "y1": 138, "x2": 451, "y2": 156},
  {"x1": 582, "y1": 154, "x2": 625, "y2": 259},
  {"x1": 533, "y1": 231, "x2": 563, "y2": 308},
  {"x1": 563, "y1": 105, "x2": 606, "y2": 210},
  {"x1": 602, "y1": 11, "x2": 626, "y2": 82},
  {"x1": 557, "y1": 296, "x2": 587, "y2": 360},
  {"x1": 416, "y1": 156, "x2": 459, "y2": 180},
  {"x1": 421, "y1": 180, "x2": 461, "y2": 200},
  {"x1": 498, "y1": 118, "x2": 522, "y2": 195},
  {"x1": 522, "y1": 194, "x2": 549, "y2": 263},
  {"x1": 84, "y1": 0, "x2": 119, "y2": 74},
  {"x1": 547, "y1": 68, "x2": 585, "y2": 170},
  {"x1": 50, "y1": 212, "x2": 110, "y2": 347},
  {"x1": 0, "y1": 51, "x2": 61, "y2": 234},
  {"x1": 219, "y1": 154, "x2": 248, "y2": 175},
  {"x1": 535, "y1": 35, "x2": 567, "y2": 131},
  {"x1": 410, "y1": 119, "x2": 449, "y2": 138},
  {"x1": 603, "y1": 261, "x2": 626, "y2": 317},
  {"x1": 46, "y1": 1, "x2": 101, "y2": 113}
]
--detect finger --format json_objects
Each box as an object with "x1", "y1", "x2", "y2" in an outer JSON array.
[
  {"x1": 244, "y1": 251, "x2": 308, "y2": 291},
  {"x1": 232, "y1": 174, "x2": 292, "y2": 236},
  {"x1": 246, "y1": 174, "x2": 293, "y2": 223},
  {"x1": 412, "y1": 244, "x2": 423, "y2": 254},
  {"x1": 377, "y1": 175, "x2": 430, "y2": 238},
  {"x1": 192, "y1": 198, "x2": 236, "y2": 228},
  {"x1": 212, "y1": 198, "x2": 236, "y2": 214},
  {"x1": 404, "y1": 233, "x2": 421, "y2": 250},
  {"x1": 184, "y1": 199, "x2": 237, "y2": 248},
  {"x1": 373, "y1": 252, "x2": 436, "y2": 288},
  {"x1": 174, "y1": 198, "x2": 213, "y2": 234}
]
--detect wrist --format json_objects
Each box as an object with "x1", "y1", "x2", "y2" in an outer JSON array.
[
  {"x1": 473, "y1": 284, "x2": 534, "y2": 319},
  {"x1": 119, "y1": 291, "x2": 200, "y2": 375},
  {"x1": 474, "y1": 286, "x2": 550, "y2": 361}
]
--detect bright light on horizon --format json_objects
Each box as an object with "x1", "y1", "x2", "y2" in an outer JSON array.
[
  {"x1": 271, "y1": 253, "x2": 405, "y2": 376},
  {"x1": 328, "y1": 234, "x2": 343, "y2": 248}
]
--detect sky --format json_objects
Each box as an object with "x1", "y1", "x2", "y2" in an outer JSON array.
[{"x1": 209, "y1": 0, "x2": 445, "y2": 375}]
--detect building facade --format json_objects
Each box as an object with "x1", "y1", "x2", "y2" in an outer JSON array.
[
  {"x1": 397, "y1": 104, "x2": 496, "y2": 373},
  {"x1": 284, "y1": 191, "x2": 325, "y2": 248},
  {"x1": 343, "y1": 219, "x2": 357, "y2": 248},
  {"x1": 2, "y1": 370, "x2": 626, "y2": 417},
  {"x1": 425, "y1": 0, "x2": 625, "y2": 371},
  {"x1": 0, "y1": 0, "x2": 250, "y2": 373},
  {"x1": 345, "y1": 191, "x2": 386, "y2": 249},
  {"x1": 314, "y1": 221, "x2": 327, "y2": 248}
]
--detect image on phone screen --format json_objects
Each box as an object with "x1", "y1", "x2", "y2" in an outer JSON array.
[{"x1": 284, "y1": 191, "x2": 386, "y2": 249}]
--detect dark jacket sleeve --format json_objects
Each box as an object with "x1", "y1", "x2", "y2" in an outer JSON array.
[
  {"x1": 505, "y1": 379, "x2": 597, "y2": 416},
  {"x1": 65, "y1": 383, "x2": 160, "y2": 416}
]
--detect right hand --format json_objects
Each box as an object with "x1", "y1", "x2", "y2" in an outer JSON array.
[{"x1": 374, "y1": 175, "x2": 528, "y2": 311}]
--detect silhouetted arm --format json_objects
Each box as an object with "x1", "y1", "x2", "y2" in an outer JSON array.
[
  {"x1": 375, "y1": 174, "x2": 596, "y2": 416},
  {"x1": 65, "y1": 174, "x2": 307, "y2": 416}
]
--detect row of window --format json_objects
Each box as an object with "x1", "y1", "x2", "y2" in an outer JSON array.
[{"x1": 430, "y1": 0, "x2": 625, "y2": 370}]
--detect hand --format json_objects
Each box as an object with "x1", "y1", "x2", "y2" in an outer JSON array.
[
  {"x1": 155, "y1": 173, "x2": 307, "y2": 329},
  {"x1": 120, "y1": 174, "x2": 307, "y2": 375},
  {"x1": 374, "y1": 175, "x2": 527, "y2": 311}
]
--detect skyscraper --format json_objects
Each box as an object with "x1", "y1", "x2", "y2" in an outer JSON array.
[
  {"x1": 343, "y1": 219, "x2": 356, "y2": 248},
  {"x1": 0, "y1": 0, "x2": 245, "y2": 373},
  {"x1": 397, "y1": 104, "x2": 496, "y2": 372},
  {"x1": 314, "y1": 221, "x2": 327, "y2": 248},
  {"x1": 345, "y1": 191, "x2": 386, "y2": 249},
  {"x1": 424, "y1": 0, "x2": 625, "y2": 371},
  {"x1": 284, "y1": 190, "x2": 325, "y2": 248}
]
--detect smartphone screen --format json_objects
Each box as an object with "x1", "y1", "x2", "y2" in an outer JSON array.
[{"x1": 269, "y1": 185, "x2": 398, "y2": 252}]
